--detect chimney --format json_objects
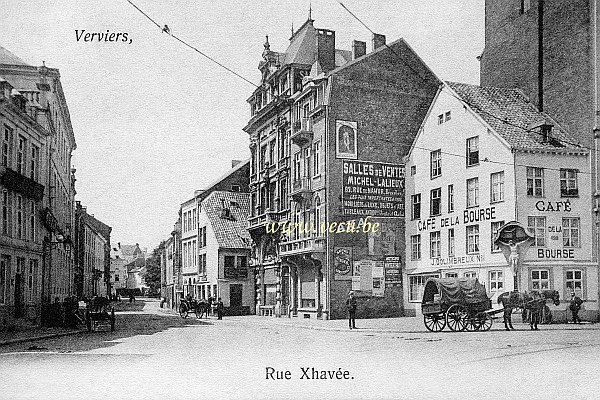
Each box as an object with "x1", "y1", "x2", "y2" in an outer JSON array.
[
  {"x1": 372, "y1": 33, "x2": 386, "y2": 51},
  {"x1": 316, "y1": 29, "x2": 336, "y2": 72},
  {"x1": 352, "y1": 40, "x2": 366, "y2": 60},
  {"x1": 232, "y1": 160, "x2": 242, "y2": 168}
]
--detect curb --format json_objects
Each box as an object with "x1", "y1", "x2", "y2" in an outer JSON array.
[{"x1": 0, "y1": 330, "x2": 86, "y2": 347}]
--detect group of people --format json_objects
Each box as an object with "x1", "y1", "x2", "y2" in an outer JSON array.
[{"x1": 185, "y1": 294, "x2": 224, "y2": 320}]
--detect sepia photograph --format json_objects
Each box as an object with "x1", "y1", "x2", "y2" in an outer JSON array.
[{"x1": 1, "y1": 0, "x2": 600, "y2": 399}]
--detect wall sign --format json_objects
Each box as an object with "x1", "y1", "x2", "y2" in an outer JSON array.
[
  {"x1": 336, "y1": 120, "x2": 357, "y2": 159},
  {"x1": 431, "y1": 254, "x2": 485, "y2": 266},
  {"x1": 384, "y1": 256, "x2": 402, "y2": 284},
  {"x1": 334, "y1": 247, "x2": 353, "y2": 280},
  {"x1": 342, "y1": 160, "x2": 405, "y2": 217}
]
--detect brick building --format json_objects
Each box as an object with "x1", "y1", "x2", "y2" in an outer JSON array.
[
  {"x1": 404, "y1": 82, "x2": 597, "y2": 321},
  {"x1": 0, "y1": 46, "x2": 76, "y2": 328},
  {"x1": 244, "y1": 18, "x2": 439, "y2": 319}
]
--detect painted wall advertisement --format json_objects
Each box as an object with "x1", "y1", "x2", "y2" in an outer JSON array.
[
  {"x1": 342, "y1": 160, "x2": 405, "y2": 217},
  {"x1": 384, "y1": 255, "x2": 402, "y2": 284}
]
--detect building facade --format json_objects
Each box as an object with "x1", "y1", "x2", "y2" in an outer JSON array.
[
  {"x1": 0, "y1": 46, "x2": 76, "y2": 328},
  {"x1": 244, "y1": 19, "x2": 440, "y2": 319},
  {"x1": 74, "y1": 202, "x2": 111, "y2": 298},
  {"x1": 404, "y1": 82, "x2": 597, "y2": 322}
]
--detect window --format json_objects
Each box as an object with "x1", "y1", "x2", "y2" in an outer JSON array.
[
  {"x1": 260, "y1": 144, "x2": 267, "y2": 170},
  {"x1": 447, "y1": 185, "x2": 454, "y2": 213},
  {"x1": 2, "y1": 126, "x2": 13, "y2": 167},
  {"x1": 526, "y1": 167, "x2": 544, "y2": 197},
  {"x1": 411, "y1": 235, "x2": 421, "y2": 260},
  {"x1": 560, "y1": 169, "x2": 578, "y2": 197},
  {"x1": 491, "y1": 220, "x2": 505, "y2": 252},
  {"x1": 313, "y1": 140, "x2": 321, "y2": 176},
  {"x1": 410, "y1": 165, "x2": 416, "y2": 176},
  {"x1": 2, "y1": 190, "x2": 9, "y2": 236},
  {"x1": 445, "y1": 111, "x2": 451, "y2": 122},
  {"x1": 430, "y1": 150, "x2": 441, "y2": 178},
  {"x1": 409, "y1": 274, "x2": 439, "y2": 302},
  {"x1": 411, "y1": 194, "x2": 421, "y2": 220},
  {"x1": 29, "y1": 201, "x2": 35, "y2": 242},
  {"x1": 27, "y1": 259, "x2": 37, "y2": 302},
  {"x1": 16, "y1": 195, "x2": 23, "y2": 240},
  {"x1": 430, "y1": 188, "x2": 441, "y2": 216},
  {"x1": 17, "y1": 136, "x2": 26, "y2": 175},
  {"x1": 430, "y1": 231, "x2": 441, "y2": 258},
  {"x1": 293, "y1": 152, "x2": 301, "y2": 181},
  {"x1": 231, "y1": 184, "x2": 241, "y2": 192},
  {"x1": 466, "y1": 225, "x2": 479, "y2": 254},
  {"x1": 563, "y1": 218, "x2": 580, "y2": 248},
  {"x1": 565, "y1": 270, "x2": 583, "y2": 294},
  {"x1": 445, "y1": 272, "x2": 458, "y2": 278},
  {"x1": 489, "y1": 271, "x2": 504, "y2": 291},
  {"x1": 0, "y1": 255, "x2": 9, "y2": 304},
  {"x1": 115, "y1": 274, "x2": 120, "y2": 282},
  {"x1": 437, "y1": 114, "x2": 444, "y2": 125},
  {"x1": 531, "y1": 270, "x2": 549, "y2": 290},
  {"x1": 269, "y1": 140, "x2": 276, "y2": 166},
  {"x1": 464, "y1": 271, "x2": 477, "y2": 278},
  {"x1": 490, "y1": 171, "x2": 505, "y2": 203},
  {"x1": 466, "y1": 136, "x2": 479, "y2": 166},
  {"x1": 448, "y1": 228, "x2": 455, "y2": 257},
  {"x1": 466, "y1": 178, "x2": 479, "y2": 208},
  {"x1": 527, "y1": 216, "x2": 546, "y2": 247},
  {"x1": 520, "y1": 0, "x2": 531, "y2": 14},
  {"x1": 30, "y1": 145, "x2": 39, "y2": 181},
  {"x1": 224, "y1": 255, "x2": 235, "y2": 270},
  {"x1": 314, "y1": 196, "x2": 322, "y2": 234}
]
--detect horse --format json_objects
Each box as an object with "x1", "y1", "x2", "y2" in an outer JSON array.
[{"x1": 497, "y1": 290, "x2": 560, "y2": 331}]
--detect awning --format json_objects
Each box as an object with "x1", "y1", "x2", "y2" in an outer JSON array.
[{"x1": 405, "y1": 266, "x2": 441, "y2": 276}]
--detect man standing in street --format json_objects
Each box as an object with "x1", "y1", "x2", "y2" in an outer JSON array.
[
  {"x1": 570, "y1": 292, "x2": 583, "y2": 324},
  {"x1": 216, "y1": 297, "x2": 224, "y2": 320},
  {"x1": 346, "y1": 291, "x2": 357, "y2": 330}
]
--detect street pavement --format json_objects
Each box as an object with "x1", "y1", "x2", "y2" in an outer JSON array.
[{"x1": 1, "y1": 298, "x2": 599, "y2": 400}]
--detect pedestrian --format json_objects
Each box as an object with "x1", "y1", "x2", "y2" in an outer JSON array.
[
  {"x1": 346, "y1": 291, "x2": 357, "y2": 330},
  {"x1": 570, "y1": 292, "x2": 583, "y2": 324},
  {"x1": 528, "y1": 292, "x2": 542, "y2": 330},
  {"x1": 216, "y1": 297, "x2": 224, "y2": 320}
]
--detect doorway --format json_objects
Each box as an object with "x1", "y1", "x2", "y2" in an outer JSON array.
[
  {"x1": 14, "y1": 273, "x2": 23, "y2": 318},
  {"x1": 230, "y1": 284, "x2": 243, "y2": 308}
]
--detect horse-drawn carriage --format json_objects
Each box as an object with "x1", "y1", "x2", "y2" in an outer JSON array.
[
  {"x1": 178, "y1": 297, "x2": 210, "y2": 319},
  {"x1": 421, "y1": 277, "x2": 499, "y2": 332}
]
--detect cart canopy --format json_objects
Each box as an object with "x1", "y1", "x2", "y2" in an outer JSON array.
[{"x1": 422, "y1": 277, "x2": 489, "y2": 304}]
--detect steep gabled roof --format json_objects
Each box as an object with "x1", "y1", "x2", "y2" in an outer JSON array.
[
  {"x1": 0, "y1": 45, "x2": 29, "y2": 66},
  {"x1": 446, "y1": 82, "x2": 586, "y2": 153},
  {"x1": 203, "y1": 191, "x2": 251, "y2": 249},
  {"x1": 284, "y1": 19, "x2": 317, "y2": 66}
]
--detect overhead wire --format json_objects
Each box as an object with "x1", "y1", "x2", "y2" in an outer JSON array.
[{"x1": 124, "y1": 0, "x2": 259, "y2": 88}]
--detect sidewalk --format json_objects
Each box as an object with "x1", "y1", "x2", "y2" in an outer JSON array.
[{"x1": 0, "y1": 326, "x2": 85, "y2": 347}]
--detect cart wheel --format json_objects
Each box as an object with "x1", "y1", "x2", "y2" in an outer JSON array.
[
  {"x1": 476, "y1": 312, "x2": 492, "y2": 332},
  {"x1": 424, "y1": 314, "x2": 446, "y2": 332},
  {"x1": 464, "y1": 313, "x2": 481, "y2": 332},
  {"x1": 446, "y1": 304, "x2": 467, "y2": 332},
  {"x1": 179, "y1": 304, "x2": 188, "y2": 319}
]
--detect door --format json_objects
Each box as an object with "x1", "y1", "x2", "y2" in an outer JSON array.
[
  {"x1": 230, "y1": 284, "x2": 243, "y2": 308},
  {"x1": 14, "y1": 273, "x2": 23, "y2": 318}
]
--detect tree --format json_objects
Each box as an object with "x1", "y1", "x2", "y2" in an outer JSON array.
[{"x1": 142, "y1": 241, "x2": 165, "y2": 294}]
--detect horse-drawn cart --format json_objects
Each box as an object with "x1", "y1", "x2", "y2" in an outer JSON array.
[
  {"x1": 421, "y1": 277, "x2": 501, "y2": 332},
  {"x1": 85, "y1": 298, "x2": 115, "y2": 332}
]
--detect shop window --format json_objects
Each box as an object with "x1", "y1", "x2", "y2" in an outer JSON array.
[
  {"x1": 445, "y1": 272, "x2": 458, "y2": 278},
  {"x1": 464, "y1": 271, "x2": 477, "y2": 278},
  {"x1": 565, "y1": 270, "x2": 583, "y2": 296},
  {"x1": 531, "y1": 269, "x2": 549, "y2": 290},
  {"x1": 409, "y1": 274, "x2": 439, "y2": 302}
]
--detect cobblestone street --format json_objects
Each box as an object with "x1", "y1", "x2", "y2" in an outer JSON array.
[{"x1": 1, "y1": 298, "x2": 600, "y2": 399}]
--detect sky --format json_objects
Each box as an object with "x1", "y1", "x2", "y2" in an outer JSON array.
[{"x1": 0, "y1": 0, "x2": 484, "y2": 251}]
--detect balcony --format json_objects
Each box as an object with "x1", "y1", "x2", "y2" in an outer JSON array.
[
  {"x1": 291, "y1": 177, "x2": 312, "y2": 201},
  {"x1": 290, "y1": 117, "x2": 313, "y2": 146},
  {"x1": 1, "y1": 168, "x2": 44, "y2": 201},
  {"x1": 248, "y1": 210, "x2": 281, "y2": 231},
  {"x1": 279, "y1": 237, "x2": 326, "y2": 257}
]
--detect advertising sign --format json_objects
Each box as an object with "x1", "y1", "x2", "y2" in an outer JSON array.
[
  {"x1": 342, "y1": 160, "x2": 405, "y2": 217},
  {"x1": 384, "y1": 255, "x2": 402, "y2": 284},
  {"x1": 334, "y1": 247, "x2": 353, "y2": 280}
]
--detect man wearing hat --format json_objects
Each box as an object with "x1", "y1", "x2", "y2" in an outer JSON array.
[
  {"x1": 346, "y1": 291, "x2": 357, "y2": 330},
  {"x1": 570, "y1": 292, "x2": 583, "y2": 324}
]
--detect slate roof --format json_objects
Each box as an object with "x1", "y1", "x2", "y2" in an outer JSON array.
[
  {"x1": 203, "y1": 191, "x2": 251, "y2": 249},
  {"x1": 0, "y1": 45, "x2": 29, "y2": 66},
  {"x1": 446, "y1": 82, "x2": 586, "y2": 153}
]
